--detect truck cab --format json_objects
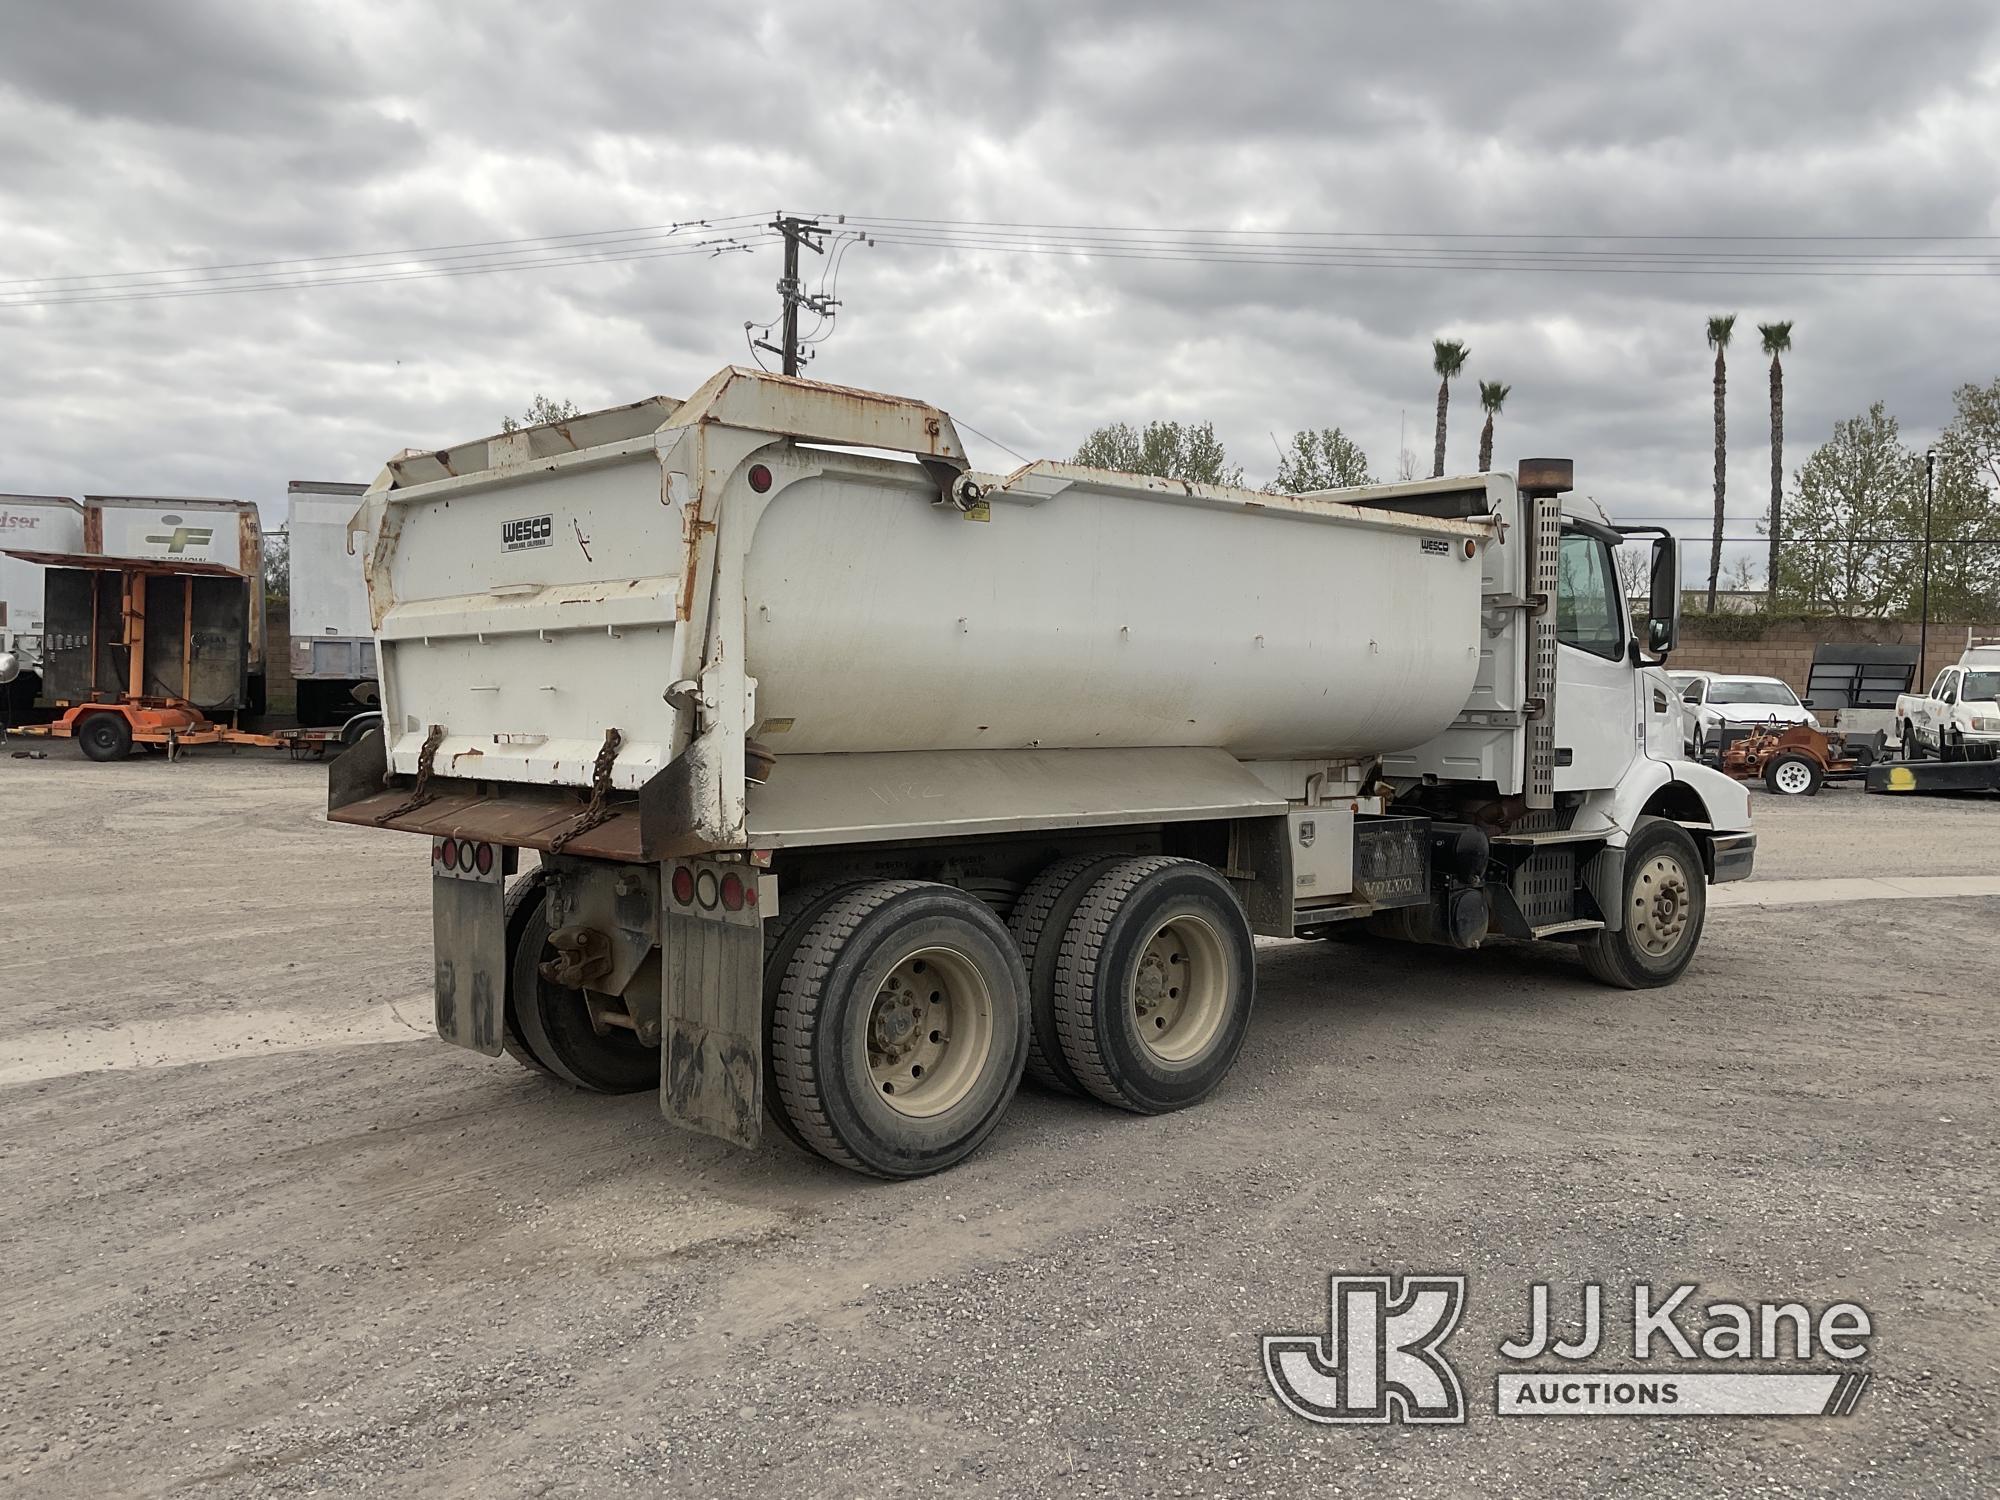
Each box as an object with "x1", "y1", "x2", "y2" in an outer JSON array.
[{"x1": 1898, "y1": 657, "x2": 2000, "y2": 756}]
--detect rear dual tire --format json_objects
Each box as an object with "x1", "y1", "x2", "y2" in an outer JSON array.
[
  {"x1": 770, "y1": 882, "x2": 1029, "y2": 1179},
  {"x1": 1049, "y1": 857, "x2": 1256, "y2": 1114}
]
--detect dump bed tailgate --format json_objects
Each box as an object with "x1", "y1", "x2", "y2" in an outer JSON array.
[{"x1": 371, "y1": 440, "x2": 684, "y2": 792}]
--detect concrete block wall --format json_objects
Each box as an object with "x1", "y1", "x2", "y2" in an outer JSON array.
[{"x1": 1669, "y1": 618, "x2": 2000, "y2": 697}]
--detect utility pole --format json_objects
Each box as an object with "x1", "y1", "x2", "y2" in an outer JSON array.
[
  {"x1": 1919, "y1": 447, "x2": 1937, "y2": 686},
  {"x1": 752, "y1": 214, "x2": 830, "y2": 375}
]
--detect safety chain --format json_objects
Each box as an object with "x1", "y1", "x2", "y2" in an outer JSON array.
[
  {"x1": 549, "y1": 727, "x2": 623, "y2": 853},
  {"x1": 374, "y1": 724, "x2": 446, "y2": 825}
]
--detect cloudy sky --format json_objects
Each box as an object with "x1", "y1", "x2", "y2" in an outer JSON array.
[{"x1": 3, "y1": 1, "x2": 1998, "y2": 583}]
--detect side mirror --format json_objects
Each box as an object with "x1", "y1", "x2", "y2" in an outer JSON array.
[
  {"x1": 1646, "y1": 535, "x2": 1680, "y2": 655},
  {"x1": 1801, "y1": 697, "x2": 1817, "y2": 709}
]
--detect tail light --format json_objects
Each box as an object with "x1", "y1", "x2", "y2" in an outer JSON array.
[
  {"x1": 439, "y1": 837, "x2": 458, "y2": 868},
  {"x1": 671, "y1": 866, "x2": 696, "y2": 905},
  {"x1": 720, "y1": 872, "x2": 745, "y2": 912}
]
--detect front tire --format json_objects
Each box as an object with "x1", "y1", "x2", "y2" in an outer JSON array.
[
  {"x1": 78, "y1": 712, "x2": 132, "y2": 762},
  {"x1": 1051, "y1": 857, "x2": 1255, "y2": 1114},
  {"x1": 771, "y1": 882, "x2": 1028, "y2": 1178},
  {"x1": 1764, "y1": 752, "x2": 1823, "y2": 796},
  {"x1": 1580, "y1": 818, "x2": 1707, "y2": 989}
]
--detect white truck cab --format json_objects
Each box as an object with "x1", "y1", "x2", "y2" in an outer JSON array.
[{"x1": 1898, "y1": 653, "x2": 2000, "y2": 755}]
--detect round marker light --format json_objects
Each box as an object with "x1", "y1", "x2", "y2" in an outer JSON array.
[
  {"x1": 439, "y1": 837, "x2": 458, "y2": 868},
  {"x1": 747, "y1": 464, "x2": 773, "y2": 493},
  {"x1": 695, "y1": 869, "x2": 720, "y2": 909},
  {"x1": 458, "y1": 840, "x2": 477, "y2": 872},
  {"x1": 671, "y1": 865, "x2": 696, "y2": 906},
  {"x1": 474, "y1": 842, "x2": 494, "y2": 876},
  {"x1": 720, "y1": 872, "x2": 745, "y2": 912}
]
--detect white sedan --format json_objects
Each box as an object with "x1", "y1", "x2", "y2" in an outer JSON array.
[{"x1": 1677, "y1": 674, "x2": 1819, "y2": 759}]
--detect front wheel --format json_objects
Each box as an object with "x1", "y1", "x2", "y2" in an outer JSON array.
[
  {"x1": 1579, "y1": 819, "x2": 1707, "y2": 989},
  {"x1": 1764, "y1": 752, "x2": 1823, "y2": 797},
  {"x1": 770, "y1": 882, "x2": 1028, "y2": 1178}
]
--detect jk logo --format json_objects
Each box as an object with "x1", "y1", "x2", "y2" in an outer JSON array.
[{"x1": 1263, "y1": 1275, "x2": 1467, "y2": 1425}]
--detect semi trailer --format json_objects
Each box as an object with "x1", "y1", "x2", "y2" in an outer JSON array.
[
  {"x1": 286, "y1": 479, "x2": 378, "y2": 726},
  {"x1": 329, "y1": 368, "x2": 1755, "y2": 1178},
  {"x1": 0, "y1": 494, "x2": 85, "y2": 712}
]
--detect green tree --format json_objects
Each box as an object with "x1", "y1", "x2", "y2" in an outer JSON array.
[
  {"x1": 1071, "y1": 420, "x2": 1243, "y2": 487},
  {"x1": 1943, "y1": 374, "x2": 2000, "y2": 495},
  {"x1": 1704, "y1": 313, "x2": 1737, "y2": 612},
  {"x1": 1758, "y1": 321, "x2": 1793, "y2": 602},
  {"x1": 1771, "y1": 402, "x2": 1917, "y2": 616},
  {"x1": 1476, "y1": 380, "x2": 1511, "y2": 473},
  {"x1": 1268, "y1": 428, "x2": 1374, "y2": 493},
  {"x1": 501, "y1": 394, "x2": 582, "y2": 433},
  {"x1": 1430, "y1": 338, "x2": 1469, "y2": 477},
  {"x1": 262, "y1": 532, "x2": 289, "y2": 607}
]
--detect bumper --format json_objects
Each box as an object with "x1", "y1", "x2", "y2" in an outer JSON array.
[{"x1": 1708, "y1": 831, "x2": 1756, "y2": 884}]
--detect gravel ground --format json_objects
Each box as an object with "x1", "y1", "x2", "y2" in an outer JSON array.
[{"x1": 1, "y1": 746, "x2": 1995, "y2": 1498}]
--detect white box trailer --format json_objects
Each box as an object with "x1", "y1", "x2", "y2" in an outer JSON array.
[
  {"x1": 0, "y1": 494, "x2": 85, "y2": 703},
  {"x1": 285, "y1": 480, "x2": 376, "y2": 724},
  {"x1": 330, "y1": 368, "x2": 1755, "y2": 1177}
]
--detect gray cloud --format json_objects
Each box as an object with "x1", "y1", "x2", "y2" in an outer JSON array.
[{"x1": 2, "y1": 0, "x2": 1998, "y2": 588}]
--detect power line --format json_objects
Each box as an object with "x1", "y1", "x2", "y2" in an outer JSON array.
[
  {"x1": 0, "y1": 212, "x2": 773, "y2": 289},
  {"x1": 851, "y1": 229, "x2": 2000, "y2": 278},
  {"x1": 1, "y1": 231, "x2": 778, "y2": 308},
  {"x1": 830, "y1": 213, "x2": 2000, "y2": 243}
]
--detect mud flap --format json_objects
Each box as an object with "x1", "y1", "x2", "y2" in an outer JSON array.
[
  {"x1": 659, "y1": 859, "x2": 763, "y2": 1149},
  {"x1": 433, "y1": 861, "x2": 507, "y2": 1056}
]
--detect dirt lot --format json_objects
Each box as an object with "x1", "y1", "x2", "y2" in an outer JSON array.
[{"x1": 2, "y1": 748, "x2": 1996, "y2": 1498}]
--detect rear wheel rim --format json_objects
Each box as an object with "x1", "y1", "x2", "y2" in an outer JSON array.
[
  {"x1": 867, "y1": 946, "x2": 993, "y2": 1118},
  {"x1": 1129, "y1": 913, "x2": 1230, "y2": 1064},
  {"x1": 1629, "y1": 853, "x2": 1693, "y2": 958},
  {"x1": 1774, "y1": 760, "x2": 1813, "y2": 794}
]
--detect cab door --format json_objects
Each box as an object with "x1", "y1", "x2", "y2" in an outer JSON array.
[{"x1": 1552, "y1": 529, "x2": 1641, "y2": 792}]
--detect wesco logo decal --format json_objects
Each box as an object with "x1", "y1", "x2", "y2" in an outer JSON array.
[{"x1": 501, "y1": 514, "x2": 553, "y2": 550}]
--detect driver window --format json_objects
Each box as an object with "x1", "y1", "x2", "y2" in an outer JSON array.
[
  {"x1": 1681, "y1": 682, "x2": 1704, "y2": 704},
  {"x1": 1942, "y1": 672, "x2": 1959, "y2": 703},
  {"x1": 1555, "y1": 533, "x2": 1626, "y2": 661},
  {"x1": 1932, "y1": 670, "x2": 1953, "y2": 698}
]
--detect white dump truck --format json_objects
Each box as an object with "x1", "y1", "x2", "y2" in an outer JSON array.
[{"x1": 330, "y1": 368, "x2": 1755, "y2": 1178}]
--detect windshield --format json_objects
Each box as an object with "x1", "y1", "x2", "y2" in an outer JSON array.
[
  {"x1": 1964, "y1": 672, "x2": 2000, "y2": 702},
  {"x1": 1708, "y1": 680, "x2": 1799, "y2": 707}
]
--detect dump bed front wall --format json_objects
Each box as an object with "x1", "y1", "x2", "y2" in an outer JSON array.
[
  {"x1": 373, "y1": 451, "x2": 683, "y2": 789},
  {"x1": 743, "y1": 465, "x2": 1485, "y2": 760}
]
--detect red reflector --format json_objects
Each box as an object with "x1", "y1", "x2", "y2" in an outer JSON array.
[
  {"x1": 720, "y1": 872, "x2": 745, "y2": 912},
  {"x1": 747, "y1": 463, "x2": 773, "y2": 493},
  {"x1": 474, "y1": 842, "x2": 494, "y2": 875},
  {"x1": 440, "y1": 837, "x2": 458, "y2": 868},
  {"x1": 744, "y1": 880, "x2": 758, "y2": 907},
  {"x1": 671, "y1": 866, "x2": 695, "y2": 905}
]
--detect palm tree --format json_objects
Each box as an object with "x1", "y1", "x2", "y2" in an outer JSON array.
[
  {"x1": 1705, "y1": 314, "x2": 1737, "y2": 612},
  {"x1": 1758, "y1": 320, "x2": 1793, "y2": 604},
  {"x1": 1476, "y1": 380, "x2": 1511, "y2": 472},
  {"x1": 1431, "y1": 338, "x2": 1469, "y2": 477}
]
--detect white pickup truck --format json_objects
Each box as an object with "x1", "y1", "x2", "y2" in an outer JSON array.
[{"x1": 1896, "y1": 645, "x2": 2000, "y2": 757}]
